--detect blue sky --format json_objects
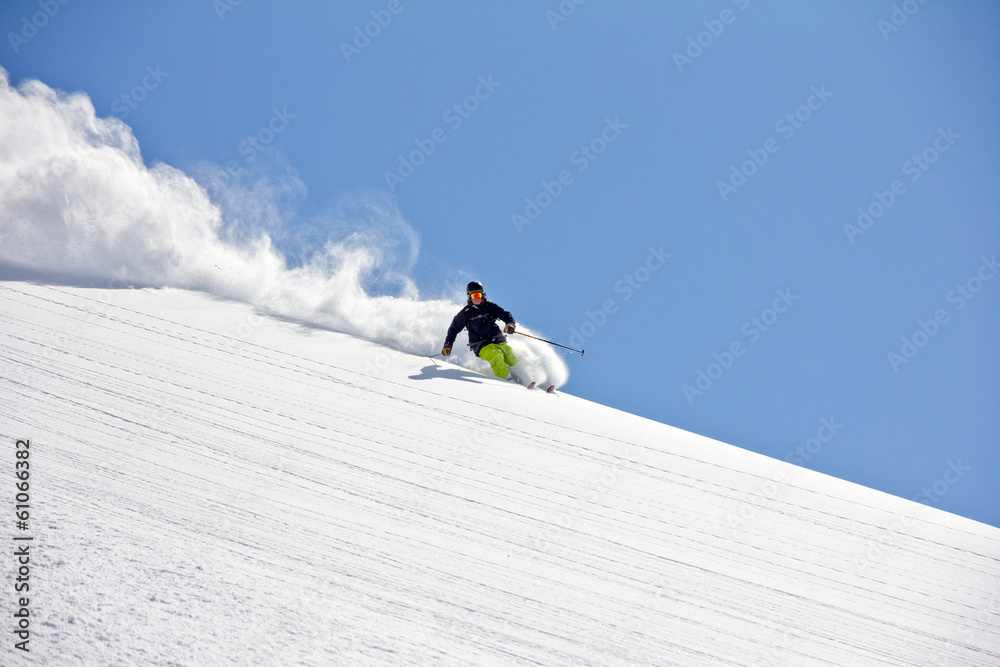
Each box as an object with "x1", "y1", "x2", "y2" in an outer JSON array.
[{"x1": 2, "y1": 1, "x2": 998, "y2": 527}]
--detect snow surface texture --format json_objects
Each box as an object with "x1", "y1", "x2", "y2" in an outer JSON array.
[
  {"x1": 1, "y1": 282, "x2": 998, "y2": 666},
  {"x1": 0, "y1": 68, "x2": 568, "y2": 389}
]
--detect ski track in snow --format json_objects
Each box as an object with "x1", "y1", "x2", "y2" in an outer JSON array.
[{"x1": 1, "y1": 282, "x2": 998, "y2": 666}]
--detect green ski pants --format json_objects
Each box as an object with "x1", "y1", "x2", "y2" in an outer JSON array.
[{"x1": 479, "y1": 343, "x2": 518, "y2": 379}]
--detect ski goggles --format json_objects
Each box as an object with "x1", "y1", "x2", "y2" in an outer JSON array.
[{"x1": 468, "y1": 291, "x2": 483, "y2": 299}]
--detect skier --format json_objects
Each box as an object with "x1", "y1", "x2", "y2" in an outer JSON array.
[{"x1": 441, "y1": 281, "x2": 524, "y2": 383}]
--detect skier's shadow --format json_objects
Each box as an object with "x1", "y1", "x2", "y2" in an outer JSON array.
[{"x1": 409, "y1": 363, "x2": 485, "y2": 384}]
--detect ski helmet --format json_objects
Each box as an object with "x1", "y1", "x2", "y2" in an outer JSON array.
[{"x1": 466, "y1": 281, "x2": 485, "y2": 301}]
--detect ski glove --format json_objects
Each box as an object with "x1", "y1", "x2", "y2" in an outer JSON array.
[
  {"x1": 442, "y1": 345, "x2": 452, "y2": 356},
  {"x1": 504, "y1": 323, "x2": 516, "y2": 335}
]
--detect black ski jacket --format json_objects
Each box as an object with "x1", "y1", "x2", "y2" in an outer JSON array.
[{"x1": 445, "y1": 300, "x2": 515, "y2": 357}]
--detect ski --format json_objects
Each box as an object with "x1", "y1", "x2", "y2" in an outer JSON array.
[
  {"x1": 429, "y1": 354, "x2": 554, "y2": 393},
  {"x1": 504, "y1": 373, "x2": 535, "y2": 389},
  {"x1": 510, "y1": 374, "x2": 554, "y2": 393}
]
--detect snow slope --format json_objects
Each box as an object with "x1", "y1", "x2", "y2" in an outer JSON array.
[{"x1": 1, "y1": 281, "x2": 998, "y2": 666}]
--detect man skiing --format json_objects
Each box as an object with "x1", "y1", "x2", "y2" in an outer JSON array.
[{"x1": 441, "y1": 281, "x2": 524, "y2": 383}]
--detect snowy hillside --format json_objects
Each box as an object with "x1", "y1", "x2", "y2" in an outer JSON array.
[{"x1": 1, "y1": 281, "x2": 998, "y2": 666}]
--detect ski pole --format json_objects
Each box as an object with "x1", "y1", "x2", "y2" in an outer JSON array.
[{"x1": 514, "y1": 331, "x2": 585, "y2": 355}]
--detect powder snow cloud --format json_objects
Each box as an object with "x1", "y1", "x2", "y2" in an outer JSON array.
[{"x1": 0, "y1": 68, "x2": 568, "y2": 387}]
